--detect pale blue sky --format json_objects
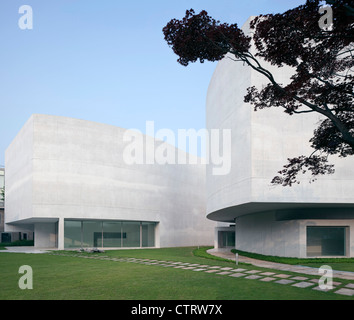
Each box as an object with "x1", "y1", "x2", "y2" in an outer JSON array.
[{"x1": 0, "y1": 0, "x2": 305, "y2": 166}]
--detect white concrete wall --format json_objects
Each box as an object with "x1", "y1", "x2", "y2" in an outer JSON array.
[
  {"x1": 5, "y1": 116, "x2": 34, "y2": 223},
  {"x1": 35, "y1": 222, "x2": 57, "y2": 248},
  {"x1": 6, "y1": 114, "x2": 215, "y2": 248},
  {"x1": 206, "y1": 16, "x2": 354, "y2": 217},
  {"x1": 235, "y1": 212, "x2": 301, "y2": 257}
]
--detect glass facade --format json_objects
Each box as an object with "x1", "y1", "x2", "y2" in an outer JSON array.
[
  {"x1": 142, "y1": 222, "x2": 155, "y2": 247},
  {"x1": 64, "y1": 219, "x2": 157, "y2": 249},
  {"x1": 307, "y1": 226, "x2": 347, "y2": 257},
  {"x1": 102, "y1": 221, "x2": 122, "y2": 248},
  {"x1": 218, "y1": 231, "x2": 235, "y2": 248},
  {"x1": 64, "y1": 220, "x2": 82, "y2": 248},
  {"x1": 83, "y1": 221, "x2": 102, "y2": 248}
]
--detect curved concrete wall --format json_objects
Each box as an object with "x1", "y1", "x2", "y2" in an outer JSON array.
[
  {"x1": 5, "y1": 114, "x2": 214, "y2": 248},
  {"x1": 206, "y1": 17, "x2": 354, "y2": 222}
]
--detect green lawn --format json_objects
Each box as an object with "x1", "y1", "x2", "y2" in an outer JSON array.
[{"x1": 0, "y1": 247, "x2": 353, "y2": 300}]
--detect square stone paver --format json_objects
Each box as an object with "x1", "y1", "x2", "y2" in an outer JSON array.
[
  {"x1": 335, "y1": 288, "x2": 354, "y2": 296},
  {"x1": 259, "y1": 277, "x2": 276, "y2": 282},
  {"x1": 312, "y1": 286, "x2": 333, "y2": 292},
  {"x1": 208, "y1": 266, "x2": 221, "y2": 269},
  {"x1": 233, "y1": 268, "x2": 246, "y2": 272},
  {"x1": 205, "y1": 269, "x2": 220, "y2": 273},
  {"x1": 260, "y1": 272, "x2": 276, "y2": 276},
  {"x1": 220, "y1": 267, "x2": 233, "y2": 271},
  {"x1": 182, "y1": 267, "x2": 196, "y2": 270},
  {"x1": 193, "y1": 268, "x2": 207, "y2": 272},
  {"x1": 245, "y1": 270, "x2": 261, "y2": 274},
  {"x1": 229, "y1": 273, "x2": 246, "y2": 278},
  {"x1": 345, "y1": 283, "x2": 354, "y2": 289},
  {"x1": 274, "y1": 274, "x2": 291, "y2": 279},
  {"x1": 275, "y1": 279, "x2": 295, "y2": 285},
  {"x1": 310, "y1": 279, "x2": 341, "y2": 286},
  {"x1": 292, "y1": 281, "x2": 315, "y2": 288},
  {"x1": 291, "y1": 276, "x2": 309, "y2": 281},
  {"x1": 245, "y1": 275, "x2": 262, "y2": 280}
]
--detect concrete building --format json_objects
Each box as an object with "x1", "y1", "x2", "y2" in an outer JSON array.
[
  {"x1": 5, "y1": 114, "x2": 214, "y2": 249},
  {"x1": 206, "y1": 18, "x2": 354, "y2": 258}
]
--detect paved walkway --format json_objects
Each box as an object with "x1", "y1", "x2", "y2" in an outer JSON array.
[
  {"x1": 207, "y1": 248, "x2": 354, "y2": 281},
  {"x1": 0, "y1": 246, "x2": 53, "y2": 254}
]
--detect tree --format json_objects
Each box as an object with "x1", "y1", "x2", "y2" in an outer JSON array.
[{"x1": 163, "y1": 0, "x2": 354, "y2": 186}]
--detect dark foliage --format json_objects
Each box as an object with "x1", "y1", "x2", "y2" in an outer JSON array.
[{"x1": 163, "y1": 1, "x2": 354, "y2": 186}]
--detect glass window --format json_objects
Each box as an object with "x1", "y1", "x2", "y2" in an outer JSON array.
[
  {"x1": 64, "y1": 219, "x2": 156, "y2": 249},
  {"x1": 103, "y1": 221, "x2": 122, "y2": 248},
  {"x1": 122, "y1": 221, "x2": 140, "y2": 247},
  {"x1": 307, "y1": 226, "x2": 347, "y2": 257},
  {"x1": 82, "y1": 221, "x2": 102, "y2": 248},
  {"x1": 64, "y1": 220, "x2": 82, "y2": 249},
  {"x1": 142, "y1": 222, "x2": 155, "y2": 247},
  {"x1": 218, "y1": 231, "x2": 235, "y2": 248}
]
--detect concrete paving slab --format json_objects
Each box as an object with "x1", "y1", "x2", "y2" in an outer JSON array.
[
  {"x1": 245, "y1": 270, "x2": 261, "y2": 274},
  {"x1": 334, "y1": 288, "x2": 354, "y2": 296},
  {"x1": 274, "y1": 274, "x2": 291, "y2": 278},
  {"x1": 259, "y1": 277, "x2": 276, "y2": 282},
  {"x1": 245, "y1": 275, "x2": 262, "y2": 280},
  {"x1": 312, "y1": 286, "x2": 334, "y2": 292},
  {"x1": 275, "y1": 279, "x2": 295, "y2": 285},
  {"x1": 229, "y1": 273, "x2": 246, "y2": 278},
  {"x1": 291, "y1": 276, "x2": 309, "y2": 281},
  {"x1": 260, "y1": 272, "x2": 276, "y2": 276},
  {"x1": 292, "y1": 281, "x2": 315, "y2": 288}
]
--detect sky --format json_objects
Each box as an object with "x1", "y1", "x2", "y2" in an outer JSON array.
[{"x1": 0, "y1": 0, "x2": 306, "y2": 166}]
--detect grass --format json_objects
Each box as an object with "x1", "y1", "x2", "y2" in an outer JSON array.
[
  {"x1": 0, "y1": 246, "x2": 353, "y2": 300},
  {"x1": 231, "y1": 249, "x2": 354, "y2": 272}
]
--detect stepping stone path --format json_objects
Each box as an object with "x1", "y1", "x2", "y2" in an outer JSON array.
[{"x1": 49, "y1": 252, "x2": 354, "y2": 298}]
